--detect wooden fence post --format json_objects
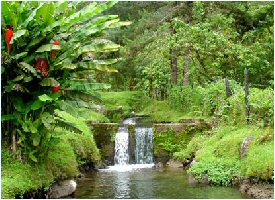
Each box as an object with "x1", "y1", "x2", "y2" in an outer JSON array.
[
  {"x1": 244, "y1": 68, "x2": 250, "y2": 123},
  {"x1": 225, "y1": 78, "x2": 232, "y2": 98}
]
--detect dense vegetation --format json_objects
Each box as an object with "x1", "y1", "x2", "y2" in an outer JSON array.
[{"x1": 1, "y1": 1, "x2": 274, "y2": 198}]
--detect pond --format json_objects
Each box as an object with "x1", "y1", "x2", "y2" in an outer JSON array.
[{"x1": 74, "y1": 166, "x2": 248, "y2": 199}]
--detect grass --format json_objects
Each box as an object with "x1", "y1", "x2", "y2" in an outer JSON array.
[
  {"x1": 174, "y1": 125, "x2": 274, "y2": 185},
  {"x1": 99, "y1": 91, "x2": 149, "y2": 112},
  {"x1": 138, "y1": 100, "x2": 187, "y2": 122}
]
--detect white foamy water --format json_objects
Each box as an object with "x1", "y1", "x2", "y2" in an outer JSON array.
[
  {"x1": 101, "y1": 164, "x2": 155, "y2": 172},
  {"x1": 114, "y1": 130, "x2": 129, "y2": 165}
]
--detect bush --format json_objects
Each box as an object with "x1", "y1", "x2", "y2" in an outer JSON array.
[{"x1": 166, "y1": 80, "x2": 273, "y2": 127}]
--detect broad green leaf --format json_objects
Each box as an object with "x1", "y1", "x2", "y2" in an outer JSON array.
[
  {"x1": 12, "y1": 52, "x2": 28, "y2": 60},
  {"x1": 65, "y1": 82, "x2": 111, "y2": 91},
  {"x1": 10, "y1": 29, "x2": 28, "y2": 44},
  {"x1": 19, "y1": 62, "x2": 41, "y2": 78},
  {"x1": 63, "y1": 90, "x2": 102, "y2": 103},
  {"x1": 23, "y1": 76, "x2": 33, "y2": 83},
  {"x1": 95, "y1": 65, "x2": 118, "y2": 73},
  {"x1": 1, "y1": 114, "x2": 16, "y2": 121},
  {"x1": 54, "y1": 109, "x2": 91, "y2": 135},
  {"x1": 31, "y1": 100, "x2": 44, "y2": 110},
  {"x1": 41, "y1": 112, "x2": 55, "y2": 130},
  {"x1": 32, "y1": 134, "x2": 41, "y2": 146},
  {"x1": 29, "y1": 152, "x2": 38, "y2": 162},
  {"x1": 21, "y1": 3, "x2": 45, "y2": 28},
  {"x1": 78, "y1": 43, "x2": 120, "y2": 55},
  {"x1": 40, "y1": 78, "x2": 59, "y2": 87},
  {"x1": 109, "y1": 21, "x2": 132, "y2": 28},
  {"x1": 48, "y1": 92, "x2": 61, "y2": 100},
  {"x1": 11, "y1": 96, "x2": 25, "y2": 113},
  {"x1": 38, "y1": 94, "x2": 53, "y2": 102},
  {"x1": 36, "y1": 44, "x2": 61, "y2": 53},
  {"x1": 93, "y1": 59, "x2": 118, "y2": 65},
  {"x1": 13, "y1": 75, "x2": 24, "y2": 82}
]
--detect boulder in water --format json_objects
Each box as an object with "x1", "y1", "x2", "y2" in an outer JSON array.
[{"x1": 48, "y1": 179, "x2": 77, "y2": 199}]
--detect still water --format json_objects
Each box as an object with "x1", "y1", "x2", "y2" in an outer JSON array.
[{"x1": 74, "y1": 167, "x2": 248, "y2": 199}]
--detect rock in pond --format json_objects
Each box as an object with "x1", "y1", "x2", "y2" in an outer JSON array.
[{"x1": 48, "y1": 179, "x2": 77, "y2": 199}]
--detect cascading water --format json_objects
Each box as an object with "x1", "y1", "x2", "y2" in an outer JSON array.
[
  {"x1": 114, "y1": 118, "x2": 135, "y2": 165},
  {"x1": 108, "y1": 117, "x2": 154, "y2": 171},
  {"x1": 135, "y1": 127, "x2": 153, "y2": 164}
]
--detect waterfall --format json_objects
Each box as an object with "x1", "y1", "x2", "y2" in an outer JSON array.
[
  {"x1": 135, "y1": 127, "x2": 153, "y2": 164},
  {"x1": 114, "y1": 127, "x2": 129, "y2": 165},
  {"x1": 112, "y1": 117, "x2": 154, "y2": 169}
]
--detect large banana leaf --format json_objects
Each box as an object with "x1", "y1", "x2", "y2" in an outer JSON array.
[
  {"x1": 19, "y1": 62, "x2": 41, "y2": 78},
  {"x1": 77, "y1": 42, "x2": 120, "y2": 55},
  {"x1": 54, "y1": 109, "x2": 91, "y2": 135},
  {"x1": 36, "y1": 44, "x2": 61, "y2": 53},
  {"x1": 10, "y1": 29, "x2": 28, "y2": 44},
  {"x1": 65, "y1": 82, "x2": 111, "y2": 91},
  {"x1": 63, "y1": 90, "x2": 102, "y2": 103},
  {"x1": 20, "y1": 2, "x2": 45, "y2": 28},
  {"x1": 40, "y1": 78, "x2": 59, "y2": 87}
]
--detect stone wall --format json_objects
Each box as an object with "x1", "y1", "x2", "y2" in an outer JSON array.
[
  {"x1": 89, "y1": 120, "x2": 210, "y2": 166},
  {"x1": 89, "y1": 123, "x2": 119, "y2": 165}
]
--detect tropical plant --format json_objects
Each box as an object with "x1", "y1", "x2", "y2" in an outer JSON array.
[{"x1": 1, "y1": 1, "x2": 130, "y2": 163}]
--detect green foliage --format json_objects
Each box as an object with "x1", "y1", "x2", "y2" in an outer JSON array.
[
  {"x1": 154, "y1": 130, "x2": 193, "y2": 156},
  {"x1": 241, "y1": 140, "x2": 274, "y2": 180},
  {"x1": 1, "y1": 148, "x2": 55, "y2": 199},
  {"x1": 173, "y1": 134, "x2": 208, "y2": 160},
  {"x1": 167, "y1": 80, "x2": 273, "y2": 127},
  {"x1": 177, "y1": 126, "x2": 274, "y2": 185},
  {"x1": 1, "y1": 127, "x2": 102, "y2": 198},
  {"x1": 99, "y1": 91, "x2": 150, "y2": 122},
  {"x1": 138, "y1": 100, "x2": 190, "y2": 123},
  {"x1": 58, "y1": 130, "x2": 101, "y2": 165},
  {"x1": 1, "y1": 1, "x2": 126, "y2": 163}
]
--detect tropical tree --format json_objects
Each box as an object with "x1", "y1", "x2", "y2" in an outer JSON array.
[{"x1": 1, "y1": 1, "x2": 130, "y2": 163}]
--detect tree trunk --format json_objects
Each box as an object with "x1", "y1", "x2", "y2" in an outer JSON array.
[
  {"x1": 244, "y1": 68, "x2": 250, "y2": 123},
  {"x1": 171, "y1": 48, "x2": 178, "y2": 85},
  {"x1": 170, "y1": 23, "x2": 178, "y2": 85},
  {"x1": 183, "y1": 48, "x2": 190, "y2": 86},
  {"x1": 149, "y1": 78, "x2": 153, "y2": 97},
  {"x1": 12, "y1": 128, "x2": 16, "y2": 153}
]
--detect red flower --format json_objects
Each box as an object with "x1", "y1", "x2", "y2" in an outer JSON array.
[
  {"x1": 51, "y1": 40, "x2": 60, "y2": 61},
  {"x1": 5, "y1": 27, "x2": 13, "y2": 54},
  {"x1": 41, "y1": 59, "x2": 49, "y2": 77},
  {"x1": 35, "y1": 57, "x2": 43, "y2": 71},
  {"x1": 52, "y1": 85, "x2": 60, "y2": 93},
  {"x1": 53, "y1": 40, "x2": 60, "y2": 45}
]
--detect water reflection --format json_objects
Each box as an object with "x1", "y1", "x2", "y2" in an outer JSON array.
[
  {"x1": 114, "y1": 172, "x2": 130, "y2": 199},
  {"x1": 74, "y1": 168, "x2": 248, "y2": 199}
]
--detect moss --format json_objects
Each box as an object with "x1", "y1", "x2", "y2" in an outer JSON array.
[
  {"x1": 1, "y1": 148, "x2": 55, "y2": 199},
  {"x1": 154, "y1": 129, "x2": 195, "y2": 157},
  {"x1": 178, "y1": 125, "x2": 274, "y2": 185},
  {"x1": 1, "y1": 128, "x2": 101, "y2": 199}
]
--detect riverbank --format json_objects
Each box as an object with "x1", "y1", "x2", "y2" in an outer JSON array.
[
  {"x1": 170, "y1": 125, "x2": 274, "y2": 199},
  {"x1": 1, "y1": 129, "x2": 100, "y2": 199}
]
